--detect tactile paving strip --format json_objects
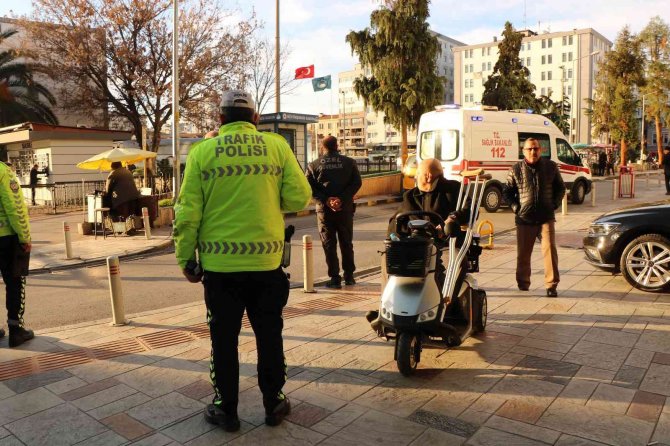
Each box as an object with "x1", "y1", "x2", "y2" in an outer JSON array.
[{"x1": 0, "y1": 288, "x2": 377, "y2": 381}]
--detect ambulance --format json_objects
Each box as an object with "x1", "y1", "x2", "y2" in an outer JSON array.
[{"x1": 416, "y1": 105, "x2": 592, "y2": 212}]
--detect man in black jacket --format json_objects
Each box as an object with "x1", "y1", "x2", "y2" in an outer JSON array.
[
  {"x1": 306, "y1": 136, "x2": 362, "y2": 288},
  {"x1": 29, "y1": 164, "x2": 48, "y2": 206},
  {"x1": 663, "y1": 147, "x2": 670, "y2": 195},
  {"x1": 503, "y1": 138, "x2": 566, "y2": 297}
]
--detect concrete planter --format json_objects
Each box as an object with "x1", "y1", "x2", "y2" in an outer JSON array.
[{"x1": 155, "y1": 206, "x2": 174, "y2": 227}]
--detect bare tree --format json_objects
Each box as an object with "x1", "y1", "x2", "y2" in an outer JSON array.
[
  {"x1": 22, "y1": 0, "x2": 257, "y2": 151},
  {"x1": 247, "y1": 38, "x2": 300, "y2": 114}
]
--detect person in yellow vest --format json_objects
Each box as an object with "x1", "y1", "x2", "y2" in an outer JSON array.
[
  {"x1": 174, "y1": 90, "x2": 311, "y2": 432},
  {"x1": 0, "y1": 161, "x2": 35, "y2": 347}
]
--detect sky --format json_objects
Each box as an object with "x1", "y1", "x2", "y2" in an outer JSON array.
[{"x1": 1, "y1": 0, "x2": 666, "y2": 116}]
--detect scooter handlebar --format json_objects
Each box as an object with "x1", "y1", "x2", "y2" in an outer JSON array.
[{"x1": 392, "y1": 211, "x2": 445, "y2": 236}]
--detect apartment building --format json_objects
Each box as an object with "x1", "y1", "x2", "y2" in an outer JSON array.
[
  {"x1": 454, "y1": 28, "x2": 612, "y2": 144},
  {"x1": 338, "y1": 31, "x2": 465, "y2": 156},
  {"x1": 0, "y1": 17, "x2": 108, "y2": 128}
]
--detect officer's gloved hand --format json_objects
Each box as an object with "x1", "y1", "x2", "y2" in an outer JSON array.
[{"x1": 444, "y1": 217, "x2": 462, "y2": 239}]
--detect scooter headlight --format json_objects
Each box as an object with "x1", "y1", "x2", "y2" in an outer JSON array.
[
  {"x1": 380, "y1": 305, "x2": 393, "y2": 321},
  {"x1": 418, "y1": 306, "x2": 439, "y2": 322}
]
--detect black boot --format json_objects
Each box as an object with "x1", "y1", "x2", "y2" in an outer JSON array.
[
  {"x1": 325, "y1": 276, "x2": 342, "y2": 289},
  {"x1": 204, "y1": 404, "x2": 240, "y2": 432},
  {"x1": 264, "y1": 396, "x2": 291, "y2": 426},
  {"x1": 9, "y1": 326, "x2": 34, "y2": 348},
  {"x1": 0, "y1": 327, "x2": 5, "y2": 339}
]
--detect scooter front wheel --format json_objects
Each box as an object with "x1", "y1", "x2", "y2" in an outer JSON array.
[{"x1": 397, "y1": 332, "x2": 420, "y2": 376}]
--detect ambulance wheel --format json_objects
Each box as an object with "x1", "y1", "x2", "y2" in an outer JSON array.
[
  {"x1": 483, "y1": 186, "x2": 501, "y2": 213},
  {"x1": 474, "y1": 293, "x2": 487, "y2": 333},
  {"x1": 397, "y1": 332, "x2": 420, "y2": 376},
  {"x1": 571, "y1": 181, "x2": 586, "y2": 204}
]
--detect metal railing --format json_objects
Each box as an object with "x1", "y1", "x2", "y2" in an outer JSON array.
[{"x1": 355, "y1": 158, "x2": 399, "y2": 175}]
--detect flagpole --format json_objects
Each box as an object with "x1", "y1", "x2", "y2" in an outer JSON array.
[
  {"x1": 275, "y1": 0, "x2": 280, "y2": 113},
  {"x1": 172, "y1": 0, "x2": 180, "y2": 197}
]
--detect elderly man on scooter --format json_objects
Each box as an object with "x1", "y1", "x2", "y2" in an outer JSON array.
[{"x1": 367, "y1": 158, "x2": 470, "y2": 324}]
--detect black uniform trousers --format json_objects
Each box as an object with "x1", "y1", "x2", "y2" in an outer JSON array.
[
  {"x1": 203, "y1": 267, "x2": 289, "y2": 413},
  {"x1": 0, "y1": 235, "x2": 26, "y2": 326},
  {"x1": 664, "y1": 170, "x2": 670, "y2": 193},
  {"x1": 317, "y1": 206, "x2": 355, "y2": 279}
]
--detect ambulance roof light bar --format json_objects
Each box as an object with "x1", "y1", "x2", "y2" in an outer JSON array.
[{"x1": 435, "y1": 104, "x2": 461, "y2": 111}]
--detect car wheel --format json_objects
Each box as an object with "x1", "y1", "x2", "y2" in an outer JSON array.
[
  {"x1": 483, "y1": 186, "x2": 501, "y2": 213},
  {"x1": 619, "y1": 234, "x2": 670, "y2": 292},
  {"x1": 571, "y1": 181, "x2": 586, "y2": 204}
]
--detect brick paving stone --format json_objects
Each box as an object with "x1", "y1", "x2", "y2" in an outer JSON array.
[
  {"x1": 88, "y1": 392, "x2": 153, "y2": 420},
  {"x1": 310, "y1": 403, "x2": 367, "y2": 436},
  {"x1": 353, "y1": 384, "x2": 435, "y2": 418},
  {"x1": 0, "y1": 387, "x2": 63, "y2": 425},
  {"x1": 582, "y1": 327, "x2": 639, "y2": 347},
  {"x1": 67, "y1": 354, "x2": 155, "y2": 384},
  {"x1": 554, "y1": 434, "x2": 609, "y2": 445},
  {"x1": 653, "y1": 352, "x2": 670, "y2": 365},
  {"x1": 517, "y1": 337, "x2": 573, "y2": 354},
  {"x1": 408, "y1": 410, "x2": 479, "y2": 437},
  {"x1": 6, "y1": 403, "x2": 107, "y2": 446},
  {"x1": 585, "y1": 383, "x2": 636, "y2": 414},
  {"x1": 306, "y1": 371, "x2": 377, "y2": 401},
  {"x1": 468, "y1": 393, "x2": 506, "y2": 414},
  {"x1": 101, "y1": 413, "x2": 153, "y2": 440},
  {"x1": 652, "y1": 412, "x2": 670, "y2": 444},
  {"x1": 320, "y1": 409, "x2": 424, "y2": 446},
  {"x1": 635, "y1": 331, "x2": 670, "y2": 354},
  {"x1": 116, "y1": 357, "x2": 204, "y2": 398},
  {"x1": 73, "y1": 430, "x2": 127, "y2": 446},
  {"x1": 641, "y1": 363, "x2": 670, "y2": 396},
  {"x1": 563, "y1": 340, "x2": 631, "y2": 372},
  {"x1": 495, "y1": 399, "x2": 546, "y2": 424},
  {"x1": 573, "y1": 366, "x2": 615, "y2": 384},
  {"x1": 457, "y1": 408, "x2": 492, "y2": 426},
  {"x1": 627, "y1": 390, "x2": 665, "y2": 422},
  {"x1": 466, "y1": 427, "x2": 547, "y2": 446},
  {"x1": 0, "y1": 383, "x2": 15, "y2": 401},
  {"x1": 183, "y1": 421, "x2": 253, "y2": 446},
  {"x1": 228, "y1": 421, "x2": 326, "y2": 446},
  {"x1": 285, "y1": 402, "x2": 332, "y2": 427},
  {"x1": 557, "y1": 379, "x2": 598, "y2": 406},
  {"x1": 0, "y1": 428, "x2": 8, "y2": 439},
  {"x1": 537, "y1": 399, "x2": 654, "y2": 446},
  {"x1": 408, "y1": 427, "x2": 465, "y2": 446},
  {"x1": 510, "y1": 356, "x2": 580, "y2": 386},
  {"x1": 0, "y1": 436, "x2": 25, "y2": 446},
  {"x1": 3, "y1": 369, "x2": 73, "y2": 394},
  {"x1": 176, "y1": 380, "x2": 213, "y2": 401},
  {"x1": 290, "y1": 386, "x2": 347, "y2": 412},
  {"x1": 489, "y1": 376, "x2": 563, "y2": 411},
  {"x1": 45, "y1": 376, "x2": 88, "y2": 395},
  {"x1": 72, "y1": 384, "x2": 138, "y2": 412},
  {"x1": 613, "y1": 365, "x2": 646, "y2": 389},
  {"x1": 127, "y1": 392, "x2": 204, "y2": 430},
  {"x1": 485, "y1": 415, "x2": 560, "y2": 444},
  {"x1": 159, "y1": 412, "x2": 217, "y2": 444},
  {"x1": 60, "y1": 378, "x2": 120, "y2": 401},
  {"x1": 127, "y1": 432, "x2": 174, "y2": 446}
]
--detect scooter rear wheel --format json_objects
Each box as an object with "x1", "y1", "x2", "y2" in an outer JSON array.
[
  {"x1": 474, "y1": 293, "x2": 487, "y2": 333},
  {"x1": 397, "y1": 332, "x2": 420, "y2": 376}
]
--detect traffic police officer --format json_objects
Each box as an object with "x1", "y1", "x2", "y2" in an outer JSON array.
[
  {"x1": 174, "y1": 90, "x2": 311, "y2": 432},
  {"x1": 306, "y1": 136, "x2": 362, "y2": 288},
  {"x1": 0, "y1": 161, "x2": 35, "y2": 347}
]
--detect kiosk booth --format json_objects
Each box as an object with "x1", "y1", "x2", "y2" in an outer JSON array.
[{"x1": 257, "y1": 112, "x2": 318, "y2": 169}]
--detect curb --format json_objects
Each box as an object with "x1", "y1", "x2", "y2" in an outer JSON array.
[
  {"x1": 284, "y1": 195, "x2": 402, "y2": 218},
  {"x1": 28, "y1": 239, "x2": 174, "y2": 275}
]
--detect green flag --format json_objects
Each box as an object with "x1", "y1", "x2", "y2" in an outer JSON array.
[{"x1": 312, "y1": 75, "x2": 331, "y2": 92}]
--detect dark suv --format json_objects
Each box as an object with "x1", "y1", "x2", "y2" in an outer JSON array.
[{"x1": 583, "y1": 203, "x2": 670, "y2": 292}]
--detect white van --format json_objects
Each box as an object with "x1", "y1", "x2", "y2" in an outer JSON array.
[{"x1": 416, "y1": 105, "x2": 592, "y2": 212}]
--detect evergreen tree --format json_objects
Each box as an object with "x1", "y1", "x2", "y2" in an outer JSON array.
[
  {"x1": 537, "y1": 94, "x2": 571, "y2": 135},
  {"x1": 482, "y1": 22, "x2": 537, "y2": 110},
  {"x1": 0, "y1": 29, "x2": 58, "y2": 126},
  {"x1": 346, "y1": 0, "x2": 444, "y2": 165},
  {"x1": 639, "y1": 16, "x2": 670, "y2": 164},
  {"x1": 590, "y1": 27, "x2": 645, "y2": 165}
]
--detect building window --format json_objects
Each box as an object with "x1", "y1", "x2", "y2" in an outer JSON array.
[
  {"x1": 469, "y1": 49, "x2": 473, "y2": 58},
  {"x1": 541, "y1": 71, "x2": 546, "y2": 81},
  {"x1": 569, "y1": 35, "x2": 573, "y2": 45},
  {"x1": 547, "y1": 71, "x2": 552, "y2": 80},
  {"x1": 548, "y1": 55, "x2": 552, "y2": 64},
  {"x1": 482, "y1": 62, "x2": 486, "y2": 71},
  {"x1": 541, "y1": 87, "x2": 546, "y2": 96},
  {"x1": 562, "y1": 36, "x2": 567, "y2": 45},
  {"x1": 481, "y1": 48, "x2": 485, "y2": 56},
  {"x1": 526, "y1": 42, "x2": 531, "y2": 50},
  {"x1": 568, "y1": 85, "x2": 572, "y2": 95},
  {"x1": 567, "y1": 68, "x2": 573, "y2": 79},
  {"x1": 487, "y1": 61, "x2": 491, "y2": 70},
  {"x1": 548, "y1": 39, "x2": 553, "y2": 48},
  {"x1": 542, "y1": 55, "x2": 546, "y2": 64},
  {"x1": 465, "y1": 65, "x2": 469, "y2": 73},
  {"x1": 487, "y1": 47, "x2": 491, "y2": 55},
  {"x1": 562, "y1": 53, "x2": 567, "y2": 62},
  {"x1": 568, "y1": 52, "x2": 573, "y2": 61},
  {"x1": 542, "y1": 39, "x2": 546, "y2": 49},
  {"x1": 527, "y1": 57, "x2": 531, "y2": 66}
]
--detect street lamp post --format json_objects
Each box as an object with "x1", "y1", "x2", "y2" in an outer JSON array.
[
  {"x1": 571, "y1": 50, "x2": 600, "y2": 143},
  {"x1": 641, "y1": 93, "x2": 647, "y2": 158},
  {"x1": 275, "y1": 0, "x2": 280, "y2": 113},
  {"x1": 171, "y1": 0, "x2": 180, "y2": 197}
]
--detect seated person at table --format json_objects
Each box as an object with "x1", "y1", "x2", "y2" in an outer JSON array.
[{"x1": 105, "y1": 162, "x2": 140, "y2": 220}]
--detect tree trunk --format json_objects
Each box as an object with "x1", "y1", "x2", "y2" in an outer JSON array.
[
  {"x1": 620, "y1": 139, "x2": 627, "y2": 166},
  {"x1": 400, "y1": 122, "x2": 408, "y2": 168},
  {"x1": 656, "y1": 115, "x2": 663, "y2": 165}
]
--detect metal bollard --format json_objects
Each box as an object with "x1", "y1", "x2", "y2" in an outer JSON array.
[
  {"x1": 613, "y1": 179, "x2": 618, "y2": 200},
  {"x1": 561, "y1": 193, "x2": 568, "y2": 216},
  {"x1": 591, "y1": 182, "x2": 597, "y2": 207},
  {"x1": 63, "y1": 221, "x2": 73, "y2": 259},
  {"x1": 142, "y1": 207, "x2": 151, "y2": 240},
  {"x1": 106, "y1": 256, "x2": 128, "y2": 326},
  {"x1": 302, "y1": 234, "x2": 316, "y2": 293}
]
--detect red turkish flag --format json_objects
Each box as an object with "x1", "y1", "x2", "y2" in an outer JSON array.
[{"x1": 294, "y1": 65, "x2": 315, "y2": 79}]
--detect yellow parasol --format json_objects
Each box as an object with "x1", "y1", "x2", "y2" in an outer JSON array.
[{"x1": 76, "y1": 147, "x2": 157, "y2": 171}]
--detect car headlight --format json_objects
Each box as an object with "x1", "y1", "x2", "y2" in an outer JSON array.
[
  {"x1": 588, "y1": 222, "x2": 621, "y2": 236},
  {"x1": 418, "y1": 306, "x2": 439, "y2": 322}
]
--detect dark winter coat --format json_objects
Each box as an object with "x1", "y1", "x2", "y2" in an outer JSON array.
[{"x1": 305, "y1": 151, "x2": 362, "y2": 213}]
